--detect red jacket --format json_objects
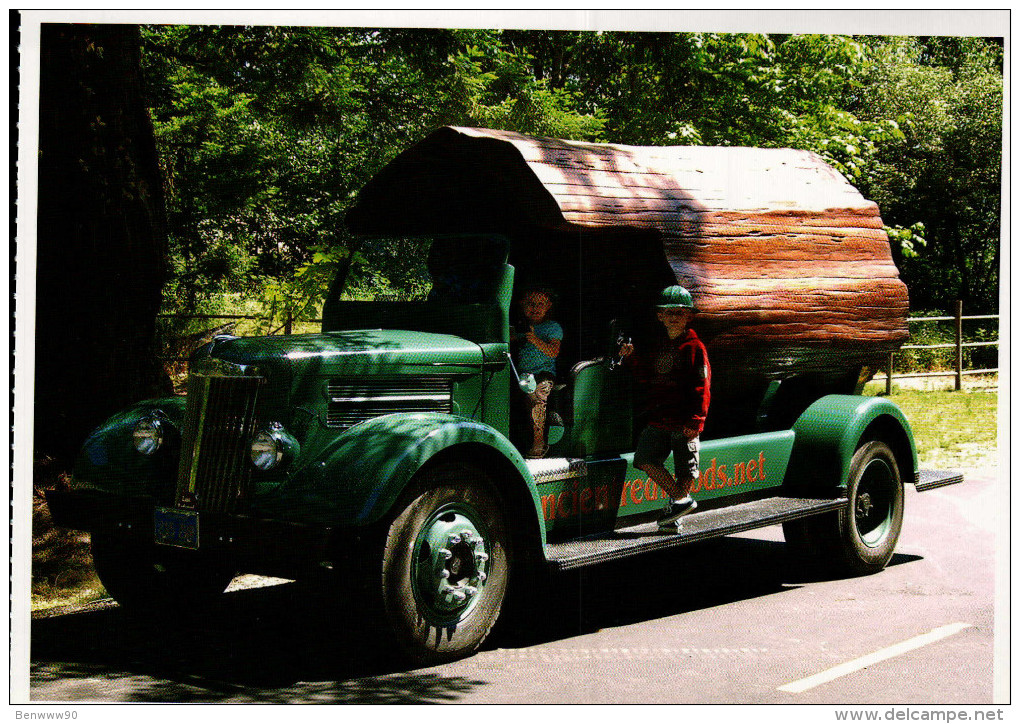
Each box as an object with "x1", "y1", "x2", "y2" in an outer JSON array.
[{"x1": 627, "y1": 328, "x2": 711, "y2": 435}]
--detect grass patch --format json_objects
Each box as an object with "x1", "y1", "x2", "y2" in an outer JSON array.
[
  {"x1": 32, "y1": 578, "x2": 106, "y2": 613},
  {"x1": 865, "y1": 384, "x2": 999, "y2": 471},
  {"x1": 31, "y1": 463, "x2": 108, "y2": 613},
  {"x1": 31, "y1": 492, "x2": 107, "y2": 613}
]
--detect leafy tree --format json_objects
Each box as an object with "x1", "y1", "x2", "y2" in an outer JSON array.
[
  {"x1": 856, "y1": 36, "x2": 1002, "y2": 313},
  {"x1": 501, "y1": 32, "x2": 904, "y2": 182},
  {"x1": 143, "y1": 26, "x2": 361, "y2": 319}
]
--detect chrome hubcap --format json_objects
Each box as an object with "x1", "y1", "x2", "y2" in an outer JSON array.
[{"x1": 413, "y1": 507, "x2": 490, "y2": 624}]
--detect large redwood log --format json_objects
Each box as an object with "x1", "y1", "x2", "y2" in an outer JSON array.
[{"x1": 347, "y1": 127, "x2": 909, "y2": 435}]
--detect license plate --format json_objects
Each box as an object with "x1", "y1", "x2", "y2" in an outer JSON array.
[{"x1": 154, "y1": 507, "x2": 199, "y2": 549}]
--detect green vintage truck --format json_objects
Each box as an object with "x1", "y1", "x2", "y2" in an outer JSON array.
[{"x1": 47, "y1": 127, "x2": 963, "y2": 663}]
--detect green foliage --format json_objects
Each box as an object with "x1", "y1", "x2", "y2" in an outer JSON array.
[
  {"x1": 141, "y1": 26, "x2": 603, "y2": 334},
  {"x1": 501, "y1": 32, "x2": 908, "y2": 184},
  {"x1": 443, "y1": 36, "x2": 606, "y2": 139},
  {"x1": 885, "y1": 222, "x2": 927, "y2": 259},
  {"x1": 855, "y1": 36, "x2": 1002, "y2": 313}
]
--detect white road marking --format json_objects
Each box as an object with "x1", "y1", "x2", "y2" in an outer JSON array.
[
  {"x1": 777, "y1": 622, "x2": 973, "y2": 694},
  {"x1": 485, "y1": 646, "x2": 769, "y2": 663}
]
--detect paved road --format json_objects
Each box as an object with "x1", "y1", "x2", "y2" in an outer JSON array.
[{"x1": 29, "y1": 469, "x2": 1001, "y2": 704}]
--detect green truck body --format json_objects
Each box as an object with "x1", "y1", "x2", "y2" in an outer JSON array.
[{"x1": 47, "y1": 127, "x2": 962, "y2": 664}]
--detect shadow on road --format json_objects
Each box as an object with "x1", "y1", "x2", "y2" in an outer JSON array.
[
  {"x1": 30, "y1": 537, "x2": 922, "y2": 703},
  {"x1": 490, "y1": 537, "x2": 921, "y2": 649}
]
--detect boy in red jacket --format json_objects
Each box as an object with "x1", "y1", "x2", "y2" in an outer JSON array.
[{"x1": 619, "y1": 285, "x2": 711, "y2": 532}]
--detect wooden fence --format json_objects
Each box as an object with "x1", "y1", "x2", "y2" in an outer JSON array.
[{"x1": 884, "y1": 301, "x2": 999, "y2": 393}]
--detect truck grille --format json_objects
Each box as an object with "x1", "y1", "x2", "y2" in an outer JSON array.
[
  {"x1": 175, "y1": 373, "x2": 263, "y2": 512},
  {"x1": 327, "y1": 377, "x2": 453, "y2": 429}
]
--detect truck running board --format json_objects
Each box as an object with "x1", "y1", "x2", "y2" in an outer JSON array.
[
  {"x1": 544, "y1": 496, "x2": 847, "y2": 572},
  {"x1": 915, "y1": 469, "x2": 965, "y2": 492}
]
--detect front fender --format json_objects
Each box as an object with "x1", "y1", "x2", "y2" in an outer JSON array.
[
  {"x1": 787, "y1": 395, "x2": 918, "y2": 493},
  {"x1": 285, "y1": 413, "x2": 544, "y2": 537},
  {"x1": 71, "y1": 397, "x2": 187, "y2": 499}
]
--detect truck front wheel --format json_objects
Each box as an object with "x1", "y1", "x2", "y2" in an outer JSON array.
[
  {"x1": 91, "y1": 533, "x2": 235, "y2": 616},
  {"x1": 784, "y1": 440, "x2": 904, "y2": 576},
  {"x1": 381, "y1": 463, "x2": 510, "y2": 664}
]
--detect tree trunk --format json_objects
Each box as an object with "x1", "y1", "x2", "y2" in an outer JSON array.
[{"x1": 36, "y1": 24, "x2": 172, "y2": 468}]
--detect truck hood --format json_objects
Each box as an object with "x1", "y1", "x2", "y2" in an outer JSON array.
[{"x1": 210, "y1": 330, "x2": 488, "y2": 376}]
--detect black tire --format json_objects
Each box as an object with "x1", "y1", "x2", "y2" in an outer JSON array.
[
  {"x1": 784, "y1": 440, "x2": 903, "y2": 575},
  {"x1": 91, "y1": 533, "x2": 235, "y2": 616},
  {"x1": 380, "y1": 462, "x2": 510, "y2": 664},
  {"x1": 836, "y1": 441, "x2": 904, "y2": 574}
]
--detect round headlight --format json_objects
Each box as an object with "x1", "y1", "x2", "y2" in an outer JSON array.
[
  {"x1": 250, "y1": 430, "x2": 282, "y2": 471},
  {"x1": 132, "y1": 417, "x2": 163, "y2": 455},
  {"x1": 249, "y1": 423, "x2": 299, "y2": 472}
]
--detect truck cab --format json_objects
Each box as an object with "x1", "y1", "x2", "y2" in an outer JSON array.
[{"x1": 47, "y1": 126, "x2": 963, "y2": 665}]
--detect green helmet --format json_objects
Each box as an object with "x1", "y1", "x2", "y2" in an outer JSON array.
[{"x1": 656, "y1": 285, "x2": 695, "y2": 309}]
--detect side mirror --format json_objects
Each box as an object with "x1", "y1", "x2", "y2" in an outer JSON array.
[{"x1": 504, "y1": 351, "x2": 538, "y2": 393}]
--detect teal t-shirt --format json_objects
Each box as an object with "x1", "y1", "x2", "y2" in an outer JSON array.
[{"x1": 518, "y1": 320, "x2": 563, "y2": 377}]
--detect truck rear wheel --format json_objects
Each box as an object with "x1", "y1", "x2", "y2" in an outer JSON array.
[
  {"x1": 784, "y1": 440, "x2": 904, "y2": 575},
  {"x1": 91, "y1": 533, "x2": 235, "y2": 616},
  {"x1": 837, "y1": 440, "x2": 904, "y2": 574},
  {"x1": 381, "y1": 463, "x2": 510, "y2": 664}
]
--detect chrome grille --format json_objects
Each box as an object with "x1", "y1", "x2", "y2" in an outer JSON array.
[
  {"x1": 327, "y1": 377, "x2": 453, "y2": 429},
  {"x1": 176, "y1": 373, "x2": 262, "y2": 512}
]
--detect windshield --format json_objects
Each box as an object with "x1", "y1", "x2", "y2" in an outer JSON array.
[
  {"x1": 322, "y1": 234, "x2": 513, "y2": 344},
  {"x1": 425, "y1": 235, "x2": 510, "y2": 304},
  {"x1": 334, "y1": 234, "x2": 509, "y2": 304}
]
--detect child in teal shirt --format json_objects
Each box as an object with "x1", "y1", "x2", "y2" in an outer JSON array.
[{"x1": 513, "y1": 288, "x2": 563, "y2": 458}]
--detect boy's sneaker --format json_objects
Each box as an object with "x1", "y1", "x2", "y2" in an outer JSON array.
[{"x1": 657, "y1": 497, "x2": 697, "y2": 531}]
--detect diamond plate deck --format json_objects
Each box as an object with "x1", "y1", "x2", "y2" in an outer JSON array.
[
  {"x1": 915, "y1": 469, "x2": 965, "y2": 492},
  {"x1": 545, "y1": 496, "x2": 848, "y2": 572},
  {"x1": 526, "y1": 457, "x2": 588, "y2": 483}
]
